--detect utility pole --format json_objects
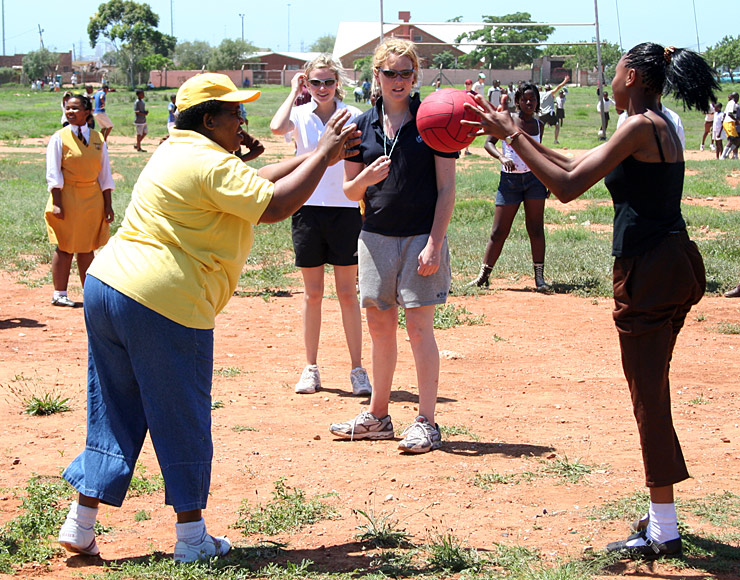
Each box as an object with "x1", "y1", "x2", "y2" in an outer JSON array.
[
  {"x1": 38, "y1": 24, "x2": 44, "y2": 49},
  {"x1": 2, "y1": 0, "x2": 5, "y2": 56},
  {"x1": 239, "y1": 13, "x2": 245, "y2": 43},
  {"x1": 170, "y1": 0, "x2": 174, "y2": 36},
  {"x1": 287, "y1": 4, "x2": 291, "y2": 52}
]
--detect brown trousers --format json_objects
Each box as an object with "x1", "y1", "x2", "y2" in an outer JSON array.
[{"x1": 612, "y1": 231, "x2": 705, "y2": 488}]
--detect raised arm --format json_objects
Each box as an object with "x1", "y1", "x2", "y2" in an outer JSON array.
[{"x1": 269, "y1": 72, "x2": 305, "y2": 135}]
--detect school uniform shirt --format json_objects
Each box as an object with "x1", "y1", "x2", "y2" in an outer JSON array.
[
  {"x1": 289, "y1": 98, "x2": 361, "y2": 208},
  {"x1": 347, "y1": 95, "x2": 458, "y2": 237},
  {"x1": 88, "y1": 128, "x2": 274, "y2": 329}
]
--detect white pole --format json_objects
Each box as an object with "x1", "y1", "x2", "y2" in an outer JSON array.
[
  {"x1": 594, "y1": 0, "x2": 606, "y2": 138},
  {"x1": 379, "y1": 0, "x2": 384, "y2": 43}
]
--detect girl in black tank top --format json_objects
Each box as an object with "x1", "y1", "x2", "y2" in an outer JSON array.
[{"x1": 463, "y1": 43, "x2": 718, "y2": 559}]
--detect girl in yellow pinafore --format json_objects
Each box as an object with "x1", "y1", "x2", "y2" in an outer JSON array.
[{"x1": 45, "y1": 94, "x2": 115, "y2": 307}]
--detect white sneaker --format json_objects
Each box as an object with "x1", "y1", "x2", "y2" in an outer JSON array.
[
  {"x1": 350, "y1": 367, "x2": 372, "y2": 396},
  {"x1": 700, "y1": 143, "x2": 704, "y2": 151},
  {"x1": 173, "y1": 534, "x2": 231, "y2": 563},
  {"x1": 398, "y1": 416, "x2": 442, "y2": 453},
  {"x1": 295, "y1": 364, "x2": 321, "y2": 394},
  {"x1": 330, "y1": 410, "x2": 394, "y2": 440},
  {"x1": 58, "y1": 516, "x2": 99, "y2": 556},
  {"x1": 710, "y1": 143, "x2": 716, "y2": 151}
]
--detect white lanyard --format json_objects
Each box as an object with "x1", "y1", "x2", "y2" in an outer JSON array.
[{"x1": 381, "y1": 103, "x2": 407, "y2": 159}]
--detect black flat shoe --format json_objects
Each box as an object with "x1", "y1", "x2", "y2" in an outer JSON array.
[{"x1": 606, "y1": 529, "x2": 682, "y2": 559}]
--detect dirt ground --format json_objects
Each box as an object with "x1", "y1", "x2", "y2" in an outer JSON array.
[{"x1": 1, "y1": 136, "x2": 740, "y2": 579}]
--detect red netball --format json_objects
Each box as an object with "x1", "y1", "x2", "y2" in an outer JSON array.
[{"x1": 416, "y1": 88, "x2": 478, "y2": 153}]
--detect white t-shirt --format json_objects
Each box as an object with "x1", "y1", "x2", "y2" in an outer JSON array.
[
  {"x1": 597, "y1": 98, "x2": 615, "y2": 113},
  {"x1": 487, "y1": 86, "x2": 501, "y2": 108},
  {"x1": 556, "y1": 95, "x2": 566, "y2": 110},
  {"x1": 289, "y1": 99, "x2": 361, "y2": 207},
  {"x1": 615, "y1": 106, "x2": 685, "y2": 149},
  {"x1": 540, "y1": 90, "x2": 556, "y2": 115},
  {"x1": 472, "y1": 81, "x2": 485, "y2": 95},
  {"x1": 713, "y1": 111, "x2": 726, "y2": 140},
  {"x1": 725, "y1": 99, "x2": 738, "y2": 118}
]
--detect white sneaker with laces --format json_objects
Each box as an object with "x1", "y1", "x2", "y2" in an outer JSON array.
[
  {"x1": 350, "y1": 367, "x2": 372, "y2": 396},
  {"x1": 295, "y1": 364, "x2": 321, "y2": 394},
  {"x1": 173, "y1": 534, "x2": 231, "y2": 563},
  {"x1": 398, "y1": 416, "x2": 442, "y2": 453},
  {"x1": 58, "y1": 517, "x2": 99, "y2": 556},
  {"x1": 330, "y1": 410, "x2": 394, "y2": 440},
  {"x1": 700, "y1": 143, "x2": 704, "y2": 151}
]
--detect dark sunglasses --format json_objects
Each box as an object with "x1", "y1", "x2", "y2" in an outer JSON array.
[
  {"x1": 378, "y1": 69, "x2": 415, "y2": 80},
  {"x1": 307, "y1": 78, "x2": 337, "y2": 88}
]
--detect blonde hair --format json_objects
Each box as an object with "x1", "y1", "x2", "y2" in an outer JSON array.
[
  {"x1": 371, "y1": 38, "x2": 420, "y2": 97},
  {"x1": 304, "y1": 53, "x2": 349, "y2": 101}
]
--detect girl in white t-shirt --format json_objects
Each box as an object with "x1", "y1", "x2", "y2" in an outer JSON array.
[
  {"x1": 712, "y1": 102, "x2": 725, "y2": 159},
  {"x1": 270, "y1": 54, "x2": 370, "y2": 396}
]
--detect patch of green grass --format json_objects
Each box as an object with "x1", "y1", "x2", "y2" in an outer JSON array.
[
  {"x1": 472, "y1": 471, "x2": 519, "y2": 489},
  {"x1": 537, "y1": 455, "x2": 596, "y2": 484},
  {"x1": 232, "y1": 424, "x2": 258, "y2": 432},
  {"x1": 213, "y1": 367, "x2": 242, "y2": 377},
  {"x1": 425, "y1": 530, "x2": 482, "y2": 573},
  {"x1": 716, "y1": 322, "x2": 740, "y2": 334},
  {"x1": 682, "y1": 491, "x2": 740, "y2": 528},
  {"x1": 127, "y1": 463, "x2": 165, "y2": 497},
  {"x1": 0, "y1": 475, "x2": 72, "y2": 572},
  {"x1": 134, "y1": 510, "x2": 151, "y2": 522},
  {"x1": 397, "y1": 302, "x2": 485, "y2": 330},
  {"x1": 211, "y1": 400, "x2": 225, "y2": 409},
  {"x1": 354, "y1": 507, "x2": 412, "y2": 548},
  {"x1": 688, "y1": 394, "x2": 710, "y2": 405},
  {"x1": 232, "y1": 478, "x2": 337, "y2": 535},
  {"x1": 439, "y1": 424, "x2": 481, "y2": 441},
  {"x1": 590, "y1": 491, "x2": 650, "y2": 523},
  {"x1": 2, "y1": 379, "x2": 70, "y2": 416}
]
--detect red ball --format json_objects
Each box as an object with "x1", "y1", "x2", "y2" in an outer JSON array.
[{"x1": 416, "y1": 88, "x2": 478, "y2": 153}]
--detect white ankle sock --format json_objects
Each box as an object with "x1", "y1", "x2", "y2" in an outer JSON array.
[
  {"x1": 175, "y1": 518, "x2": 207, "y2": 544},
  {"x1": 647, "y1": 501, "x2": 680, "y2": 543},
  {"x1": 69, "y1": 501, "x2": 97, "y2": 528},
  {"x1": 53, "y1": 290, "x2": 68, "y2": 300}
]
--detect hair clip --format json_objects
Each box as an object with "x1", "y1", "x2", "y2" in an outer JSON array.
[{"x1": 664, "y1": 46, "x2": 676, "y2": 63}]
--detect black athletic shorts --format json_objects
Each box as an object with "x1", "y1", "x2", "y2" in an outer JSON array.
[
  {"x1": 291, "y1": 206, "x2": 362, "y2": 268},
  {"x1": 540, "y1": 112, "x2": 557, "y2": 126}
]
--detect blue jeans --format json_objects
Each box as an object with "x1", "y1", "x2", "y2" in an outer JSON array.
[
  {"x1": 495, "y1": 171, "x2": 548, "y2": 206},
  {"x1": 63, "y1": 276, "x2": 214, "y2": 512}
]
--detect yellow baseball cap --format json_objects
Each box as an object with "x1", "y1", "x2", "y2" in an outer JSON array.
[{"x1": 176, "y1": 73, "x2": 260, "y2": 112}]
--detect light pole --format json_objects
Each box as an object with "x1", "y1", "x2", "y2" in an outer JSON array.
[
  {"x1": 239, "y1": 13, "x2": 245, "y2": 43},
  {"x1": 287, "y1": 4, "x2": 291, "y2": 52}
]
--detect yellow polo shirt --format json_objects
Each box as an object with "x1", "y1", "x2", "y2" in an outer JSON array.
[{"x1": 88, "y1": 128, "x2": 274, "y2": 329}]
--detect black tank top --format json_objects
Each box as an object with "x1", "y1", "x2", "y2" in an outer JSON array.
[{"x1": 604, "y1": 113, "x2": 686, "y2": 257}]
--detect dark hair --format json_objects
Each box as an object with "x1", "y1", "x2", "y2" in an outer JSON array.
[
  {"x1": 515, "y1": 83, "x2": 541, "y2": 114},
  {"x1": 175, "y1": 99, "x2": 224, "y2": 130},
  {"x1": 624, "y1": 42, "x2": 718, "y2": 112},
  {"x1": 68, "y1": 94, "x2": 93, "y2": 112}
]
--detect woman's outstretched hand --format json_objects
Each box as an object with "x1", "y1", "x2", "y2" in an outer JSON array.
[
  {"x1": 462, "y1": 93, "x2": 517, "y2": 140},
  {"x1": 317, "y1": 108, "x2": 360, "y2": 165}
]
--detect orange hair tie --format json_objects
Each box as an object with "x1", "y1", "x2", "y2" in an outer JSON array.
[{"x1": 664, "y1": 46, "x2": 676, "y2": 63}]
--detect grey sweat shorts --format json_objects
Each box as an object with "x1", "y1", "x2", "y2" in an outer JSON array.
[{"x1": 358, "y1": 230, "x2": 451, "y2": 310}]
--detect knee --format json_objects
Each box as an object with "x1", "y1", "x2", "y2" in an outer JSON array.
[{"x1": 303, "y1": 287, "x2": 324, "y2": 306}]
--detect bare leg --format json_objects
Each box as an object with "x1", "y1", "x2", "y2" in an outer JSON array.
[
  {"x1": 522, "y1": 197, "x2": 546, "y2": 263},
  {"x1": 404, "y1": 305, "x2": 439, "y2": 423},
  {"x1": 76, "y1": 251, "x2": 95, "y2": 288},
  {"x1": 481, "y1": 203, "x2": 520, "y2": 267},
  {"x1": 176, "y1": 509, "x2": 202, "y2": 524},
  {"x1": 52, "y1": 248, "x2": 73, "y2": 291},
  {"x1": 300, "y1": 266, "x2": 324, "y2": 366},
  {"x1": 333, "y1": 265, "x2": 362, "y2": 369},
  {"x1": 366, "y1": 306, "x2": 398, "y2": 419}
]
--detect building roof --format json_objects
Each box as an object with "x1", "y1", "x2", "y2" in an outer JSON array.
[
  {"x1": 247, "y1": 51, "x2": 321, "y2": 63},
  {"x1": 333, "y1": 21, "x2": 487, "y2": 62}
]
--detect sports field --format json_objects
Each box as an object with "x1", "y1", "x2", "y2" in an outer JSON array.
[{"x1": 0, "y1": 83, "x2": 739, "y2": 579}]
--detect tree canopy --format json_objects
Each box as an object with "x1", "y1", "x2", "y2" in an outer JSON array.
[
  {"x1": 22, "y1": 48, "x2": 59, "y2": 80},
  {"x1": 88, "y1": 0, "x2": 176, "y2": 88},
  {"x1": 207, "y1": 39, "x2": 258, "y2": 71},
  {"x1": 174, "y1": 41, "x2": 214, "y2": 70},
  {"x1": 310, "y1": 35, "x2": 336, "y2": 53},
  {"x1": 704, "y1": 36, "x2": 740, "y2": 82},
  {"x1": 543, "y1": 40, "x2": 622, "y2": 74},
  {"x1": 457, "y1": 12, "x2": 554, "y2": 69}
]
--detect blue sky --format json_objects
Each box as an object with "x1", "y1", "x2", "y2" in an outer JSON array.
[{"x1": 1, "y1": 0, "x2": 724, "y2": 59}]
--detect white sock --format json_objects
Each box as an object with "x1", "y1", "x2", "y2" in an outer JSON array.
[
  {"x1": 68, "y1": 501, "x2": 97, "y2": 528},
  {"x1": 53, "y1": 290, "x2": 68, "y2": 299},
  {"x1": 647, "y1": 501, "x2": 680, "y2": 543},
  {"x1": 175, "y1": 518, "x2": 207, "y2": 544}
]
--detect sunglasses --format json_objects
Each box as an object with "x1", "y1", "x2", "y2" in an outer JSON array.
[
  {"x1": 378, "y1": 69, "x2": 415, "y2": 80},
  {"x1": 307, "y1": 78, "x2": 337, "y2": 88}
]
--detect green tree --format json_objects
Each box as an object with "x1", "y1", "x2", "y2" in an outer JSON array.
[
  {"x1": 88, "y1": 0, "x2": 176, "y2": 88},
  {"x1": 22, "y1": 48, "x2": 59, "y2": 80},
  {"x1": 353, "y1": 56, "x2": 372, "y2": 81},
  {"x1": 543, "y1": 40, "x2": 622, "y2": 76},
  {"x1": 705, "y1": 36, "x2": 740, "y2": 82},
  {"x1": 207, "y1": 39, "x2": 257, "y2": 71},
  {"x1": 457, "y1": 12, "x2": 554, "y2": 69},
  {"x1": 309, "y1": 35, "x2": 335, "y2": 53},
  {"x1": 139, "y1": 54, "x2": 173, "y2": 76},
  {"x1": 174, "y1": 40, "x2": 213, "y2": 70},
  {"x1": 432, "y1": 50, "x2": 458, "y2": 69}
]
